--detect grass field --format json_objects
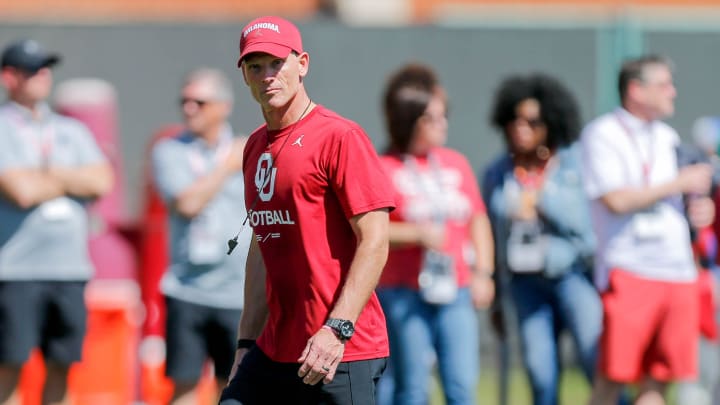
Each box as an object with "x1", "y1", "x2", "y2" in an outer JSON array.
[
  {"x1": 429, "y1": 367, "x2": 681, "y2": 405},
  {"x1": 428, "y1": 367, "x2": 587, "y2": 405}
]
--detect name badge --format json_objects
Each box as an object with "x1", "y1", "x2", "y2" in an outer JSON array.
[
  {"x1": 418, "y1": 249, "x2": 457, "y2": 305},
  {"x1": 507, "y1": 220, "x2": 546, "y2": 273},
  {"x1": 632, "y1": 205, "x2": 664, "y2": 240},
  {"x1": 40, "y1": 198, "x2": 73, "y2": 221},
  {"x1": 188, "y1": 213, "x2": 223, "y2": 265}
]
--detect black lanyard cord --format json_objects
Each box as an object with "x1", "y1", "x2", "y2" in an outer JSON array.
[{"x1": 227, "y1": 99, "x2": 314, "y2": 255}]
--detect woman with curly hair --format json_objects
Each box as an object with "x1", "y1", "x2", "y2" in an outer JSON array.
[
  {"x1": 482, "y1": 73, "x2": 602, "y2": 405},
  {"x1": 376, "y1": 63, "x2": 495, "y2": 405}
]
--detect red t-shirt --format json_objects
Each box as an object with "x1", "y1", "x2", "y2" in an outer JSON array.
[
  {"x1": 243, "y1": 105, "x2": 395, "y2": 363},
  {"x1": 378, "y1": 147, "x2": 486, "y2": 289}
]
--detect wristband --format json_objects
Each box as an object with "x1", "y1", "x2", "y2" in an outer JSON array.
[{"x1": 236, "y1": 339, "x2": 256, "y2": 350}]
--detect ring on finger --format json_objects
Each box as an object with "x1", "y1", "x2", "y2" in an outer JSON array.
[{"x1": 322, "y1": 365, "x2": 330, "y2": 372}]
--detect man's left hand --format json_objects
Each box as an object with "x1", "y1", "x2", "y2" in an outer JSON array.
[
  {"x1": 297, "y1": 327, "x2": 345, "y2": 385},
  {"x1": 470, "y1": 273, "x2": 495, "y2": 309},
  {"x1": 688, "y1": 195, "x2": 716, "y2": 229}
]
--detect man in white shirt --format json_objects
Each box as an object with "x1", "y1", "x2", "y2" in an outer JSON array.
[{"x1": 581, "y1": 55, "x2": 714, "y2": 405}]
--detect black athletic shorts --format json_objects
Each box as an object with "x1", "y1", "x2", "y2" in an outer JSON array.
[
  {"x1": 0, "y1": 281, "x2": 87, "y2": 366},
  {"x1": 219, "y1": 345, "x2": 387, "y2": 405},
  {"x1": 164, "y1": 296, "x2": 242, "y2": 383}
]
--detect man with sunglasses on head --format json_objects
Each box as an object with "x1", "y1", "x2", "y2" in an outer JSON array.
[
  {"x1": 0, "y1": 39, "x2": 113, "y2": 405},
  {"x1": 151, "y1": 68, "x2": 251, "y2": 404}
]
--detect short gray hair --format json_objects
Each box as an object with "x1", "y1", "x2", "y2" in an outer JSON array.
[{"x1": 184, "y1": 67, "x2": 234, "y2": 103}]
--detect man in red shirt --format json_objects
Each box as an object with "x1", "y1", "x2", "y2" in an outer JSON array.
[{"x1": 219, "y1": 16, "x2": 395, "y2": 405}]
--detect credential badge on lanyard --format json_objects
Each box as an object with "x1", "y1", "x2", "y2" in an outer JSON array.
[
  {"x1": 616, "y1": 112, "x2": 664, "y2": 240},
  {"x1": 505, "y1": 167, "x2": 547, "y2": 274},
  {"x1": 6, "y1": 107, "x2": 72, "y2": 220},
  {"x1": 186, "y1": 135, "x2": 232, "y2": 265},
  {"x1": 6, "y1": 106, "x2": 55, "y2": 167},
  {"x1": 406, "y1": 154, "x2": 458, "y2": 305}
]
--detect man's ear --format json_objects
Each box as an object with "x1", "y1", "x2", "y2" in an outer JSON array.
[
  {"x1": 626, "y1": 78, "x2": 643, "y2": 103},
  {"x1": 298, "y1": 52, "x2": 310, "y2": 78},
  {"x1": 239, "y1": 63, "x2": 249, "y2": 85},
  {"x1": 0, "y1": 69, "x2": 17, "y2": 91}
]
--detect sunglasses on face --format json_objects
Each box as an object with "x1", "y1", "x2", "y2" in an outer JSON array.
[
  {"x1": 179, "y1": 97, "x2": 212, "y2": 108},
  {"x1": 511, "y1": 117, "x2": 544, "y2": 129}
]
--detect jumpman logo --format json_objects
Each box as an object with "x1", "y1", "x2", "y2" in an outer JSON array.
[{"x1": 292, "y1": 134, "x2": 305, "y2": 147}]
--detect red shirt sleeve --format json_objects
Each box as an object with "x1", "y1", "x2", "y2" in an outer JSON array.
[{"x1": 326, "y1": 128, "x2": 395, "y2": 218}]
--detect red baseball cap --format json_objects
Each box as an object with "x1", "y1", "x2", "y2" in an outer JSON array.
[{"x1": 237, "y1": 16, "x2": 303, "y2": 67}]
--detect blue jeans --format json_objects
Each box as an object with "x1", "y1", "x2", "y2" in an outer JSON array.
[
  {"x1": 377, "y1": 287, "x2": 479, "y2": 405},
  {"x1": 509, "y1": 269, "x2": 602, "y2": 405}
]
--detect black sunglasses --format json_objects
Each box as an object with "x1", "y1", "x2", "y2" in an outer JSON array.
[
  {"x1": 511, "y1": 117, "x2": 544, "y2": 129},
  {"x1": 179, "y1": 97, "x2": 212, "y2": 108}
]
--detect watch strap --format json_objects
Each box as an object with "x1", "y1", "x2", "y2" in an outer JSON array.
[
  {"x1": 325, "y1": 318, "x2": 344, "y2": 329},
  {"x1": 324, "y1": 318, "x2": 354, "y2": 341},
  {"x1": 236, "y1": 338, "x2": 256, "y2": 350}
]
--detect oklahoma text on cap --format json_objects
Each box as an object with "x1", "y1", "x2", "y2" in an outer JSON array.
[
  {"x1": 1, "y1": 39, "x2": 60, "y2": 73},
  {"x1": 238, "y1": 16, "x2": 303, "y2": 67}
]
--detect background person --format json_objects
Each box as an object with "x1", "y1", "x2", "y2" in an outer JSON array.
[
  {"x1": 376, "y1": 62, "x2": 495, "y2": 405},
  {"x1": 0, "y1": 39, "x2": 113, "y2": 405},
  {"x1": 482, "y1": 73, "x2": 602, "y2": 405},
  {"x1": 581, "y1": 54, "x2": 714, "y2": 405},
  {"x1": 150, "y1": 67, "x2": 251, "y2": 404},
  {"x1": 674, "y1": 116, "x2": 720, "y2": 405}
]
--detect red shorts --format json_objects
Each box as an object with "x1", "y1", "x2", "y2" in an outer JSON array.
[{"x1": 598, "y1": 269, "x2": 699, "y2": 383}]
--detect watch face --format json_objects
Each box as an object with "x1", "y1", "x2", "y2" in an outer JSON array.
[{"x1": 339, "y1": 321, "x2": 355, "y2": 339}]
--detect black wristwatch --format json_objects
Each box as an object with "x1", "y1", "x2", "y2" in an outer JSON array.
[{"x1": 324, "y1": 318, "x2": 355, "y2": 341}]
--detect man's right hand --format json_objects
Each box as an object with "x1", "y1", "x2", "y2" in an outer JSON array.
[
  {"x1": 227, "y1": 347, "x2": 249, "y2": 385},
  {"x1": 417, "y1": 223, "x2": 445, "y2": 251},
  {"x1": 222, "y1": 138, "x2": 246, "y2": 175},
  {"x1": 677, "y1": 163, "x2": 712, "y2": 195}
]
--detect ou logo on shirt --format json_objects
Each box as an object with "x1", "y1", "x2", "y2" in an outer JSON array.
[{"x1": 255, "y1": 153, "x2": 277, "y2": 202}]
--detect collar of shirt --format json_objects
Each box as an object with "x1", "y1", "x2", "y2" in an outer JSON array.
[
  {"x1": 6, "y1": 100, "x2": 53, "y2": 124},
  {"x1": 185, "y1": 123, "x2": 235, "y2": 175},
  {"x1": 616, "y1": 107, "x2": 657, "y2": 136},
  {"x1": 188, "y1": 122, "x2": 234, "y2": 152}
]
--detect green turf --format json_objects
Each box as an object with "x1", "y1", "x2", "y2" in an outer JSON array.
[
  {"x1": 429, "y1": 367, "x2": 681, "y2": 405},
  {"x1": 428, "y1": 367, "x2": 586, "y2": 405}
]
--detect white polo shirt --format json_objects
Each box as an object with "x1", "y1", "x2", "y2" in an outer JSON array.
[{"x1": 580, "y1": 107, "x2": 696, "y2": 291}]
